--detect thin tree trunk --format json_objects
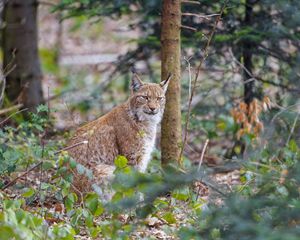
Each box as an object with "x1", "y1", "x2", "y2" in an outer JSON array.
[
  {"x1": 161, "y1": 0, "x2": 182, "y2": 165},
  {"x1": 229, "y1": 0, "x2": 256, "y2": 157},
  {"x1": 242, "y1": 0, "x2": 255, "y2": 104},
  {"x1": 0, "y1": 0, "x2": 4, "y2": 107},
  {"x1": 3, "y1": 0, "x2": 44, "y2": 111}
]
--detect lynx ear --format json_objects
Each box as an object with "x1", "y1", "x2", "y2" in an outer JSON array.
[
  {"x1": 131, "y1": 73, "x2": 144, "y2": 92},
  {"x1": 160, "y1": 74, "x2": 172, "y2": 94}
]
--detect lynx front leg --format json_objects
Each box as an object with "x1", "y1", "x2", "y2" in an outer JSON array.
[{"x1": 137, "y1": 135, "x2": 156, "y2": 173}]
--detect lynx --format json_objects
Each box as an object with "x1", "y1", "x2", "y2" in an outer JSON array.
[{"x1": 67, "y1": 73, "x2": 171, "y2": 191}]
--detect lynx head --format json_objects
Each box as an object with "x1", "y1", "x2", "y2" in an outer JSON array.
[{"x1": 129, "y1": 73, "x2": 171, "y2": 123}]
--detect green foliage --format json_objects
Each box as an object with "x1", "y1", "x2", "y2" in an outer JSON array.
[
  {"x1": 1, "y1": 104, "x2": 300, "y2": 238},
  {"x1": 179, "y1": 140, "x2": 300, "y2": 239},
  {"x1": 198, "y1": 171, "x2": 300, "y2": 239},
  {"x1": 0, "y1": 105, "x2": 50, "y2": 178},
  {"x1": 0, "y1": 106, "x2": 204, "y2": 239},
  {"x1": 0, "y1": 197, "x2": 76, "y2": 240}
]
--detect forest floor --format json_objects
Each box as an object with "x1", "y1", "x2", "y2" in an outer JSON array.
[{"x1": 2, "y1": 162, "x2": 240, "y2": 239}]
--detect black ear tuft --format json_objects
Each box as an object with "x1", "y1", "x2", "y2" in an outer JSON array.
[
  {"x1": 160, "y1": 74, "x2": 172, "y2": 94},
  {"x1": 131, "y1": 73, "x2": 144, "y2": 92}
]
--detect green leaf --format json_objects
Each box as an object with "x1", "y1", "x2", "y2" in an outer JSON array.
[
  {"x1": 34, "y1": 124, "x2": 44, "y2": 132},
  {"x1": 136, "y1": 204, "x2": 154, "y2": 218},
  {"x1": 85, "y1": 212, "x2": 94, "y2": 228},
  {"x1": 69, "y1": 159, "x2": 77, "y2": 169},
  {"x1": 114, "y1": 155, "x2": 128, "y2": 168},
  {"x1": 288, "y1": 139, "x2": 298, "y2": 152},
  {"x1": 210, "y1": 228, "x2": 221, "y2": 239},
  {"x1": 65, "y1": 193, "x2": 77, "y2": 212},
  {"x1": 162, "y1": 212, "x2": 176, "y2": 224},
  {"x1": 86, "y1": 169, "x2": 94, "y2": 180},
  {"x1": 58, "y1": 166, "x2": 68, "y2": 174},
  {"x1": 85, "y1": 193, "x2": 101, "y2": 215},
  {"x1": 89, "y1": 226, "x2": 101, "y2": 238},
  {"x1": 172, "y1": 192, "x2": 189, "y2": 201},
  {"x1": 94, "y1": 203, "x2": 104, "y2": 217},
  {"x1": 42, "y1": 160, "x2": 56, "y2": 170},
  {"x1": 76, "y1": 163, "x2": 86, "y2": 175},
  {"x1": 36, "y1": 104, "x2": 49, "y2": 113},
  {"x1": 0, "y1": 226, "x2": 16, "y2": 240},
  {"x1": 22, "y1": 188, "x2": 35, "y2": 198}
]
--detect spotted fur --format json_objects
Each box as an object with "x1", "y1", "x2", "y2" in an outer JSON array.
[{"x1": 68, "y1": 73, "x2": 170, "y2": 192}]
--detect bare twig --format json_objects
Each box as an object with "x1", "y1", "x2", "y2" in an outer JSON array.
[
  {"x1": 179, "y1": 1, "x2": 228, "y2": 162},
  {"x1": 229, "y1": 49, "x2": 300, "y2": 93},
  {"x1": 0, "y1": 75, "x2": 5, "y2": 107},
  {"x1": 285, "y1": 112, "x2": 300, "y2": 146},
  {"x1": 70, "y1": 181, "x2": 84, "y2": 207},
  {"x1": 63, "y1": 101, "x2": 77, "y2": 126},
  {"x1": 181, "y1": 25, "x2": 197, "y2": 31},
  {"x1": 1, "y1": 162, "x2": 43, "y2": 190},
  {"x1": 201, "y1": 179, "x2": 226, "y2": 197},
  {"x1": 197, "y1": 139, "x2": 209, "y2": 172},
  {"x1": 237, "y1": 178, "x2": 254, "y2": 193},
  {"x1": 182, "y1": 13, "x2": 220, "y2": 20},
  {"x1": 181, "y1": 0, "x2": 201, "y2": 5},
  {"x1": 0, "y1": 104, "x2": 24, "y2": 115},
  {"x1": 54, "y1": 140, "x2": 88, "y2": 155},
  {"x1": 3, "y1": 64, "x2": 17, "y2": 78},
  {"x1": 1, "y1": 48, "x2": 17, "y2": 107},
  {"x1": 0, "y1": 106, "x2": 27, "y2": 127},
  {"x1": 1, "y1": 141, "x2": 88, "y2": 190},
  {"x1": 38, "y1": 0, "x2": 56, "y2": 6},
  {"x1": 3, "y1": 49, "x2": 17, "y2": 74},
  {"x1": 184, "y1": 56, "x2": 193, "y2": 99},
  {"x1": 195, "y1": 139, "x2": 209, "y2": 201},
  {"x1": 271, "y1": 103, "x2": 300, "y2": 123},
  {"x1": 47, "y1": 86, "x2": 50, "y2": 119}
]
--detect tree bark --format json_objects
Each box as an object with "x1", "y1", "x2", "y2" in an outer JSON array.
[
  {"x1": 3, "y1": 0, "x2": 43, "y2": 111},
  {"x1": 242, "y1": 0, "x2": 255, "y2": 104},
  {"x1": 161, "y1": 0, "x2": 182, "y2": 165},
  {"x1": 0, "y1": 0, "x2": 4, "y2": 107}
]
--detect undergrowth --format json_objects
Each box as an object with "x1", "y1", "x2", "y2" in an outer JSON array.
[{"x1": 0, "y1": 106, "x2": 299, "y2": 239}]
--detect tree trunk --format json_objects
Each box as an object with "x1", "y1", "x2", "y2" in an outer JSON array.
[
  {"x1": 3, "y1": 0, "x2": 43, "y2": 111},
  {"x1": 242, "y1": 0, "x2": 255, "y2": 104},
  {"x1": 161, "y1": 0, "x2": 182, "y2": 165},
  {"x1": 0, "y1": 0, "x2": 4, "y2": 107}
]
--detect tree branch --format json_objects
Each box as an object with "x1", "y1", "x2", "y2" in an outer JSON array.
[
  {"x1": 181, "y1": 0, "x2": 201, "y2": 5},
  {"x1": 1, "y1": 48, "x2": 17, "y2": 107},
  {"x1": 180, "y1": 24, "x2": 197, "y2": 31},
  {"x1": 198, "y1": 139, "x2": 209, "y2": 172},
  {"x1": 182, "y1": 13, "x2": 220, "y2": 20},
  {"x1": 1, "y1": 162, "x2": 43, "y2": 191},
  {"x1": 229, "y1": 49, "x2": 300, "y2": 93},
  {"x1": 0, "y1": 106, "x2": 27, "y2": 126},
  {"x1": 0, "y1": 104, "x2": 24, "y2": 115},
  {"x1": 179, "y1": 0, "x2": 229, "y2": 162}
]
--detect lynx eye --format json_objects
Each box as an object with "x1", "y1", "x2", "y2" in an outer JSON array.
[
  {"x1": 157, "y1": 97, "x2": 164, "y2": 101},
  {"x1": 138, "y1": 96, "x2": 149, "y2": 101}
]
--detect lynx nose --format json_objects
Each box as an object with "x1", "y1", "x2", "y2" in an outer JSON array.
[{"x1": 149, "y1": 106, "x2": 156, "y2": 112}]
